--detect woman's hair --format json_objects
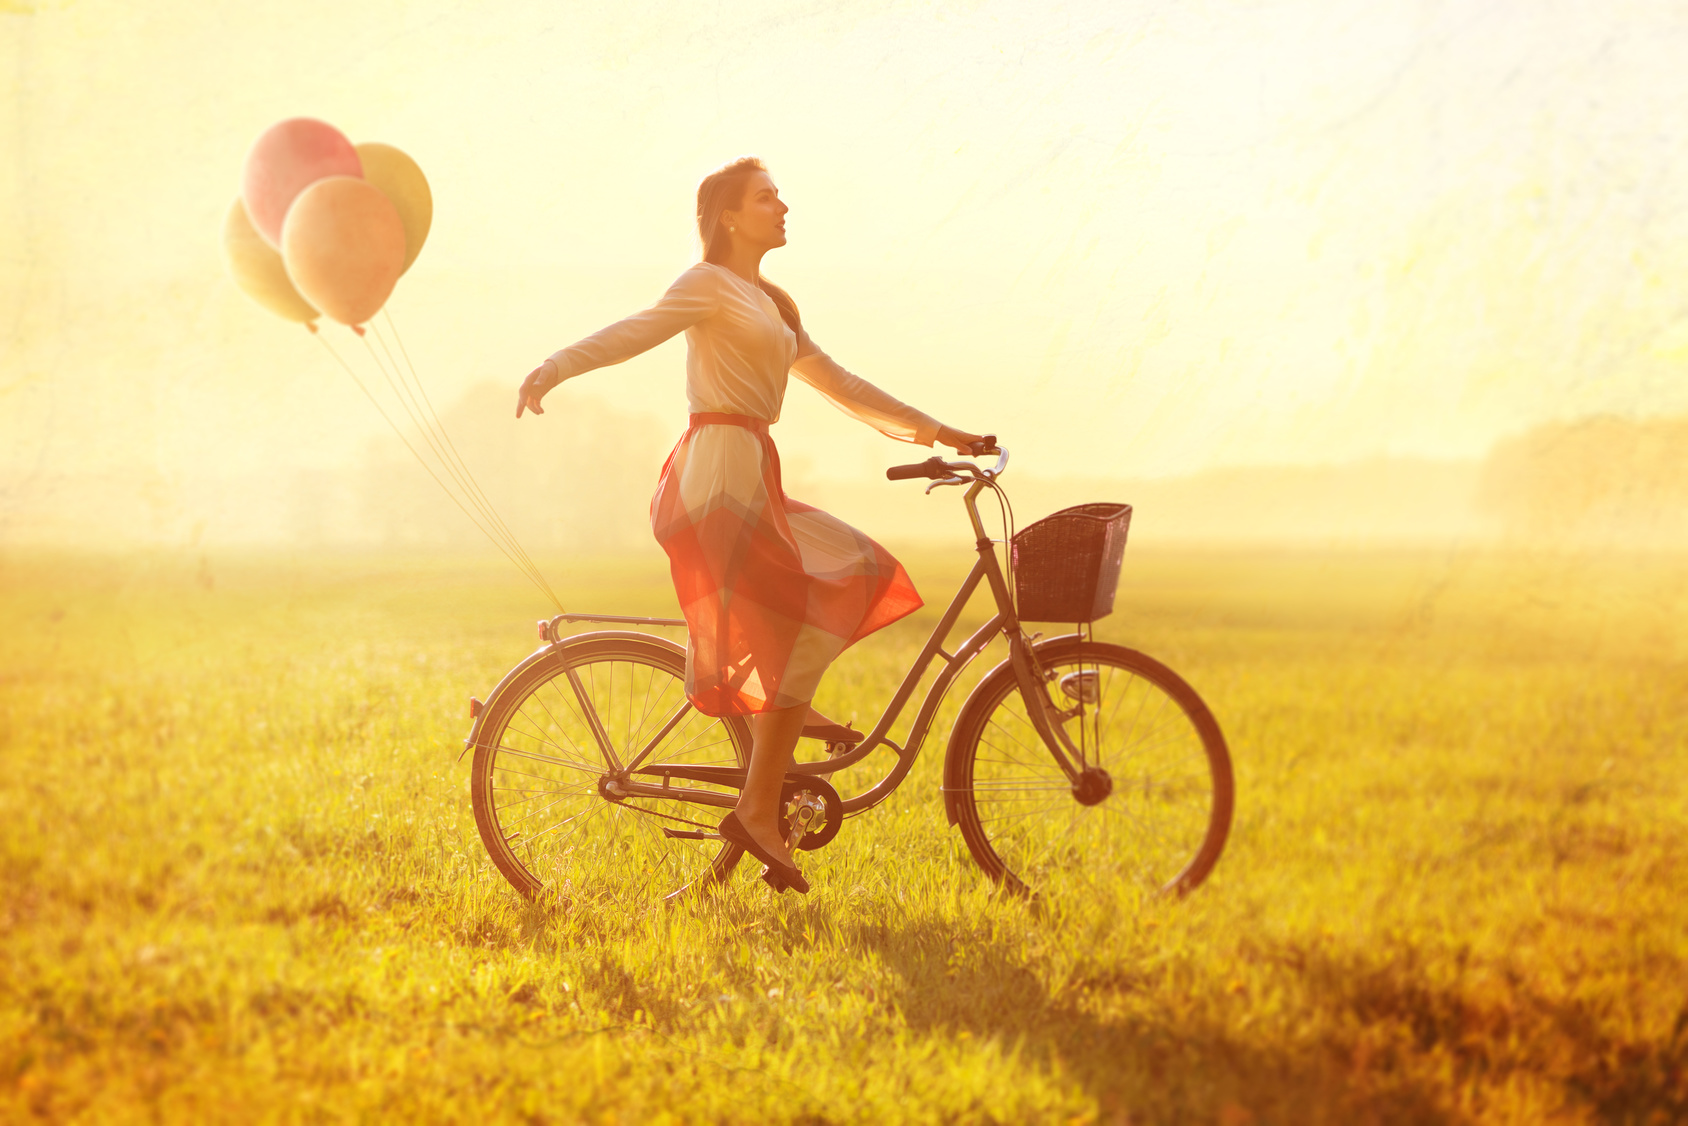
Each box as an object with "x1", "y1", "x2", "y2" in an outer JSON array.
[{"x1": 696, "y1": 156, "x2": 801, "y2": 333}]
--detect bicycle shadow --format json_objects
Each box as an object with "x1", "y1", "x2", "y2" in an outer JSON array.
[
  {"x1": 834, "y1": 906, "x2": 1688, "y2": 1123},
  {"x1": 833, "y1": 910, "x2": 1450, "y2": 1125}
]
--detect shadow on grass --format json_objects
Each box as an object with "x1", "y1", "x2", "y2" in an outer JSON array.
[
  {"x1": 445, "y1": 884, "x2": 1688, "y2": 1122},
  {"x1": 838, "y1": 913, "x2": 1688, "y2": 1125}
]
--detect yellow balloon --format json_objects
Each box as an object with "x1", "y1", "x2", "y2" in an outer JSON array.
[
  {"x1": 355, "y1": 142, "x2": 432, "y2": 275},
  {"x1": 222, "y1": 197, "x2": 318, "y2": 323}
]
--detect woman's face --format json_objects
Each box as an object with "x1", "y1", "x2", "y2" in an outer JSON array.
[{"x1": 723, "y1": 171, "x2": 788, "y2": 251}]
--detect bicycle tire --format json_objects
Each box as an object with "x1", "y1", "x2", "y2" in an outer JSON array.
[
  {"x1": 469, "y1": 634, "x2": 751, "y2": 901},
  {"x1": 945, "y1": 638, "x2": 1233, "y2": 899}
]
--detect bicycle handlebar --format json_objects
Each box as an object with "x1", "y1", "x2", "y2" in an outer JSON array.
[
  {"x1": 886, "y1": 458, "x2": 950, "y2": 481},
  {"x1": 887, "y1": 438, "x2": 1009, "y2": 486}
]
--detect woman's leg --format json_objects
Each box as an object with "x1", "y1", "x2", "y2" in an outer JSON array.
[{"x1": 735, "y1": 703, "x2": 808, "y2": 864}]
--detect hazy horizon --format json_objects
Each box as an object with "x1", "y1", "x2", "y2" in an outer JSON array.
[
  {"x1": 8, "y1": 378, "x2": 1683, "y2": 551},
  {"x1": 7, "y1": 0, "x2": 1688, "y2": 549}
]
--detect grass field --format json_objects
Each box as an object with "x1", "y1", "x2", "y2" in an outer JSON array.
[{"x1": 2, "y1": 545, "x2": 1685, "y2": 1123}]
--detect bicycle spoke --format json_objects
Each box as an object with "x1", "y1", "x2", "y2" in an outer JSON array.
[
  {"x1": 564, "y1": 662, "x2": 621, "y2": 770},
  {"x1": 506, "y1": 695, "x2": 600, "y2": 766},
  {"x1": 981, "y1": 712, "x2": 1064, "y2": 774},
  {"x1": 966, "y1": 779, "x2": 1073, "y2": 793},
  {"x1": 628, "y1": 665, "x2": 673, "y2": 752},
  {"x1": 502, "y1": 706, "x2": 595, "y2": 758},
  {"x1": 491, "y1": 783, "x2": 595, "y2": 806},
  {"x1": 490, "y1": 742, "x2": 604, "y2": 777},
  {"x1": 522, "y1": 794, "x2": 616, "y2": 849},
  {"x1": 472, "y1": 640, "x2": 751, "y2": 901},
  {"x1": 956, "y1": 643, "x2": 1230, "y2": 900},
  {"x1": 625, "y1": 698, "x2": 696, "y2": 773}
]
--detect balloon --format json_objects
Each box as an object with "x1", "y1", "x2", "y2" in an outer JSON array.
[
  {"x1": 222, "y1": 197, "x2": 319, "y2": 323},
  {"x1": 355, "y1": 142, "x2": 432, "y2": 275},
  {"x1": 241, "y1": 118, "x2": 362, "y2": 249},
  {"x1": 281, "y1": 176, "x2": 406, "y2": 326}
]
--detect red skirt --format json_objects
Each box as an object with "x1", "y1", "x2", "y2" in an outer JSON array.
[{"x1": 650, "y1": 412, "x2": 924, "y2": 715}]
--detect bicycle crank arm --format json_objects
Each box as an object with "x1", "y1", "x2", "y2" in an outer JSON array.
[{"x1": 624, "y1": 766, "x2": 844, "y2": 853}]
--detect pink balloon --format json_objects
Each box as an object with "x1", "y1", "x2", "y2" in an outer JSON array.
[
  {"x1": 240, "y1": 118, "x2": 363, "y2": 249},
  {"x1": 282, "y1": 176, "x2": 406, "y2": 326}
]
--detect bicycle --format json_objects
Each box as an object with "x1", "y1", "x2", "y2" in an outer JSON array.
[{"x1": 463, "y1": 442, "x2": 1233, "y2": 905}]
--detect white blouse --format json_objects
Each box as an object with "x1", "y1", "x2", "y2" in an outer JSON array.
[{"x1": 545, "y1": 262, "x2": 942, "y2": 446}]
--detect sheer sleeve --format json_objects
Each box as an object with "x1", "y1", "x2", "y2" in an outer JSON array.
[
  {"x1": 546, "y1": 265, "x2": 720, "y2": 383},
  {"x1": 789, "y1": 326, "x2": 943, "y2": 446}
]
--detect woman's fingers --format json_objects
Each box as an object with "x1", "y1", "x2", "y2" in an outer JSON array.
[
  {"x1": 939, "y1": 426, "x2": 986, "y2": 454},
  {"x1": 516, "y1": 365, "x2": 549, "y2": 418}
]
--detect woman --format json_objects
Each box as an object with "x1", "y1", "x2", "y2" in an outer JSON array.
[{"x1": 517, "y1": 156, "x2": 983, "y2": 892}]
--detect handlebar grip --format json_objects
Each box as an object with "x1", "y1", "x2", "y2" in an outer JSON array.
[
  {"x1": 968, "y1": 434, "x2": 1000, "y2": 457},
  {"x1": 886, "y1": 457, "x2": 946, "y2": 481}
]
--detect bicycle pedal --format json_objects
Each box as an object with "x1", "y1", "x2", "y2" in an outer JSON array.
[{"x1": 661, "y1": 828, "x2": 721, "y2": 841}]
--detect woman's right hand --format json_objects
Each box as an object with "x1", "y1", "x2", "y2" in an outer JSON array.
[
  {"x1": 937, "y1": 425, "x2": 990, "y2": 455},
  {"x1": 516, "y1": 359, "x2": 558, "y2": 418}
]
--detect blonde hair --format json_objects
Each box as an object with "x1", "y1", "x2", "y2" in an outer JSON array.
[{"x1": 696, "y1": 156, "x2": 801, "y2": 333}]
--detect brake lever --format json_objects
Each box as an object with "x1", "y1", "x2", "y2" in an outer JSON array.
[{"x1": 924, "y1": 475, "x2": 969, "y2": 494}]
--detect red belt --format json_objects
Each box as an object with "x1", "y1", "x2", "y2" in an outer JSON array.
[
  {"x1": 685, "y1": 412, "x2": 783, "y2": 498},
  {"x1": 690, "y1": 412, "x2": 769, "y2": 435}
]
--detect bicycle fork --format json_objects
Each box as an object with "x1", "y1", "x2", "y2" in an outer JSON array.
[
  {"x1": 961, "y1": 477, "x2": 1093, "y2": 785},
  {"x1": 1006, "y1": 629, "x2": 1092, "y2": 781}
]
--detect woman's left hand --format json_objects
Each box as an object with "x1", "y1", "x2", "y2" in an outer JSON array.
[
  {"x1": 516, "y1": 359, "x2": 559, "y2": 419},
  {"x1": 938, "y1": 426, "x2": 990, "y2": 455}
]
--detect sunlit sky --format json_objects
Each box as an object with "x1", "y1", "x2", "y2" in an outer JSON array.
[{"x1": 5, "y1": 0, "x2": 1688, "y2": 540}]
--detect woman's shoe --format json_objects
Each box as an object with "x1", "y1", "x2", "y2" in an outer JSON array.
[{"x1": 718, "y1": 811, "x2": 809, "y2": 894}]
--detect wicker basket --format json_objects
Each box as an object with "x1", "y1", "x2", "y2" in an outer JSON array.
[{"x1": 1010, "y1": 503, "x2": 1133, "y2": 623}]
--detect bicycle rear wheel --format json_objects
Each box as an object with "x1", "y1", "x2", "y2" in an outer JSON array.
[
  {"x1": 469, "y1": 634, "x2": 750, "y2": 902},
  {"x1": 945, "y1": 638, "x2": 1233, "y2": 900}
]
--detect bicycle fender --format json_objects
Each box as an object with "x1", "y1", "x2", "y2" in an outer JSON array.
[{"x1": 458, "y1": 630, "x2": 687, "y2": 762}]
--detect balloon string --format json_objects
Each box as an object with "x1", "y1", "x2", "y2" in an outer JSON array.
[
  {"x1": 311, "y1": 327, "x2": 565, "y2": 612},
  {"x1": 326, "y1": 327, "x2": 561, "y2": 609},
  {"x1": 366, "y1": 315, "x2": 554, "y2": 603},
  {"x1": 364, "y1": 324, "x2": 565, "y2": 614},
  {"x1": 378, "y1": 309, "x2": 532, "y2": 565},
  {"x1": 352, "y1": 326, "x2": 564, "y2": 611},
  {"x1": 354, "y1": 323, "x2": 560, "y2": 610},
  {"x1": 356, "y1": 329, "x2": 514, "y2": 562}
]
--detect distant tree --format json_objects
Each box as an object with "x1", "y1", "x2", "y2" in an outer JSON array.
[
  {"x1": 1479, "y1": 415, "x2": 1688, "y2": 545},
  {"x1": 358, "y1": 384, "x2": 668, "y2": 553}
]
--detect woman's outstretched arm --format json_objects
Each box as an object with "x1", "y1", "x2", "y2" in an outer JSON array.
[
  {"x1": 789, "y1": 328, "x2": 983, "y2": 452},
  {"x1": 518, "y1": 265, "x2": 720, "y2": 417}
]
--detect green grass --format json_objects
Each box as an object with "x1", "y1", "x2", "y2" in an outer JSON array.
[{"x1": 2, "y1": 546, "x2": 1685, "y2": 1123}]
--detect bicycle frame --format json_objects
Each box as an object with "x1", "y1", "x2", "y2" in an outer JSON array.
[
  {"x1": 797, "y1": 476, "x2": 1089, "y2": 816},
  {"x1": 531, "y1": 462, "x2": 1095, "y2": 823}
]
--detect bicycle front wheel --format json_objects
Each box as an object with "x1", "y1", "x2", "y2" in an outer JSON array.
[
  {"x1": 946, "y1": 638, "x2": 1233, "y2": 900},
  {"x1": 469, "y1": 634, "x2": 750, "y2": 902}
]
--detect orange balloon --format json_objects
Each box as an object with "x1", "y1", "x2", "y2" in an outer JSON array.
[{"x1": 281, "y1": 176, "x2": 406, "y2": 326}]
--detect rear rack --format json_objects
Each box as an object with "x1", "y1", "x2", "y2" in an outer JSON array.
[{"x1": 539, "y1": 613, "x2": 686, "y2": 644}]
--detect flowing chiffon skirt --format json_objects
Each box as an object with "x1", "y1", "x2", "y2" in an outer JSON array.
[{"x1": 650, "y1": 412, "x2": 924, "y2": 715}]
